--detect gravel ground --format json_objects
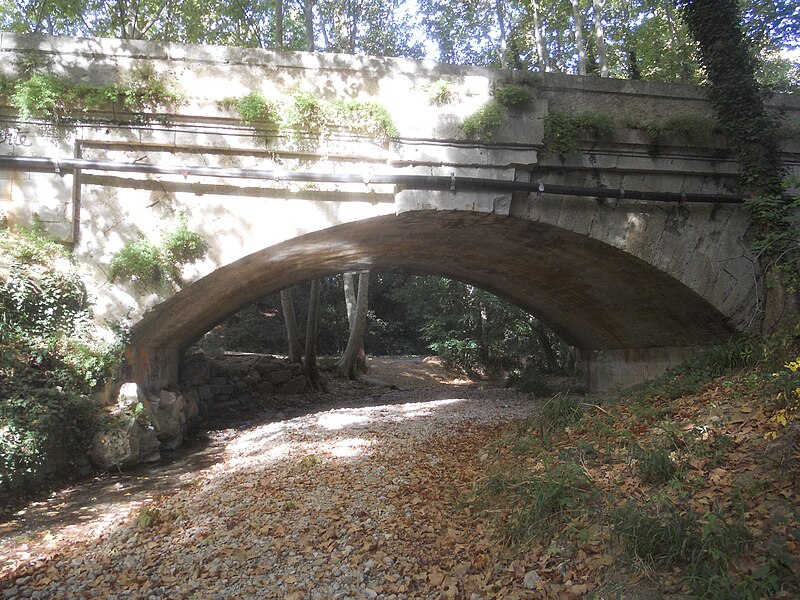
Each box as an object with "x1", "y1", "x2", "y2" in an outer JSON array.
[{"x1": 1, "y1": 384, "x2": 536, "y2": 599}]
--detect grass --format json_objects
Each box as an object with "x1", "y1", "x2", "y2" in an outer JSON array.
[{"x1": 470, "y1": 328, "x2": 800, "y2": 597}]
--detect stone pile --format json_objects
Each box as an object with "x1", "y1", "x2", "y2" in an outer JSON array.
[
  {"x1": 89, "y1": 352, "x2": 310, "y2": 470},
  {"x1": 178, "y1": 351, "x2": 310, "y2": 417}
]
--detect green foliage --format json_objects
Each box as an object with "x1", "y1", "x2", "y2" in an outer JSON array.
[
  {"x1": 461, "y1": 100, "x2": 505, "y2": 141},
  {"x1": 160, "y1": 221, "x2": 208, "y2": 273},
  {"x1": 542, "y1": 111, "x2": 614, "y2": 156},
  {"x1": 108, "y1": 221, "x2": 207, "y2": 287},
  {"x1": 233, "y1": 90, "x2": 277, "y2": 125},
  {"x1": 537, "y1": 393, "x2": 583, "y2": 439},
  {"x1": 492, "y1": 84, "x2": 531, "y2": 108},
  {"x1": 0, "y1": 388, "x2": 97, "y2": 492},
  {"x1": 426, "y1": 79, "x2": 455, "y2": 106},
  {"x1": 506, "y1": 366, "x2": 553, "y2": 396},
  {"x1": 1, "y1": 225, "x2": 127, "y2": 495},
  {"x1": 745, "y1": 180, "x2": 800, "y2": 293},
  {"x1": 8, "y1": 65, "x2": 180, "y2": 122},
  {"x1": 576, "y1": 111, "x2": 614, "y2": 137},
  {"x1": 0, "y1": 74, "x2": 16, "y2": 101},
  {"x1": 108, "y1": 238, "x2": 163, "y2": 285},
  {"x1": 283, "y1": 90, "x2": 326, "y2": 132},
  {"x1": 645, "y1": 114, "x2": 719, "y2": 155},
  {"x1": 634, "y1": 446, "x2": 678, "y2": 484},
  {"x1": 480, "y1": 462, "x2": 597, "y2": 545},
  {"x1": 330, "y1": 99, "x2": 399, "y2": 140},
  {"x1": 612, "y1": 502, "x2": 752, "y2": 570}
]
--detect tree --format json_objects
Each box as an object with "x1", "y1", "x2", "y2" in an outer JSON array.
[
  {"x1": 304, "y1": 279, "x2": 323, "y2": 390},
  {"x1": 342, "y1": 272, "x2": 367, "y2": 373},
  {"x1": 280, "y1": 288, "x2": 303, "y2": 364},
  {"x1": 275, "y1": 0, "x2": 284, "y2": 50},
  {"x1": 337, "y1": 271, "x2": 369, "y2": 379}
]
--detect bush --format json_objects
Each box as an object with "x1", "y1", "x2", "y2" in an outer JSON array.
[
  {"x1": 427, "y1": 79, "x2": 455, "y2": 106},
  {"x1": 234, "y1": 91, "x2": 276, "y2": 125},
  {"x1": 1, "y1": 225, "x2": 127, "y2": 497},
  {"x1": 108, "y1": 220, "x2": 207, "y2": 286},
  {"x1": 507, "y1": 366, "x2": 553, "y2": 396},
  {"x1": 500, "y1": 462, "x2": 596, "y2": 544},
  {"x1": 493, "y1": 85, "x2": 532, "y2": 108},
  {"x1": 635, "y1": 446, "x2": 678, "y2": 484},
  {"x1": 461, "y1": 100, "x2": 506, "y2": 141}
]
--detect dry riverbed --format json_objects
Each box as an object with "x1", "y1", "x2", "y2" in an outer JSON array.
[{"x1": 1, "y1": 359, "x2": 544, "y2": 599}]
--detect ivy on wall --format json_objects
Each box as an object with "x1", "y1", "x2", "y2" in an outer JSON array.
[{"x1": 678, "y1": 0, "x2": 799, "y2": 296}]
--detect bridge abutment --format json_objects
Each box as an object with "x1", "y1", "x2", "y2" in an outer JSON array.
[{"x1": 576, "y1": 346, "x2": 702, "y2": 392}]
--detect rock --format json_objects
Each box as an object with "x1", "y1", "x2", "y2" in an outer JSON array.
[
  {"x1": 270, "y1": 370, "x2": 293, "y2": 385},
  {"x1": 90, "y1": 416, "x2": 140, "y2": 469},
  {"x1": 155, "y1": 390, "x2": 187, "y2": 449},
  {"x1": 277, "y1": 375, "x2": 308, "y2": 395},
  {"x1": 138, "y1": 425, "x2": 161, "y2": 463},
  {"x1": 197, "y1": 385, "x2": 214, "y2": 402},
  {"x1": 256, "y1": 382, "x2": 275, "y2": 394},
  {"x1": 117, "y1": 382, "x2": 146, "y2": 413},
  {"x1": 523, "y1": 570, "x2": 541, "y2": 589}
]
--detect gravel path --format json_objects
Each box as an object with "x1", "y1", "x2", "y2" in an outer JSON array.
[{"x1": 1, "y1": 383, "x2": 536, "y2": 599}]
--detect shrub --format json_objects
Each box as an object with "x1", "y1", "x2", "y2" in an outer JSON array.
[
  {"x1": 330, "y1": 99, "x2": 399, "y2": 140},
  {"x1": 427, "y1": 79, "x2": 455, "y2": 106},
  {"x1": 538, "y1": 392, "x2": 583, "y2": 437},
  {"x1": 108, "y1": 221, "x2": 207, "y2": 287},
  {"x1": 234, "y1": 91, "x2": 276, "y2": 125},
  {"x1": 576, "y1": 110, "x2": 614, "y2": 137},
  {"x1": 108, "y1": 238, "x2": 163, "y2": 285},
  {"x1": 635, "y1": 446, "x2": 678, "y2": 484},
  {"x1": 283, "y1": 90, "x2": 326, "y2": 132},
  {"x1": 507, "y1": 366, "x2": 553, "y2": 396},
  {"x1": 461, "y1": 100, "x2": 506, "y2": 141},
  {"x1": 493, "y1": 85, "x2": 532, "y2": 108}
]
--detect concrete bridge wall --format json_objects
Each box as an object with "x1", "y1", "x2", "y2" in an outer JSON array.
[{"x1": 1, "y1": 33, "x2": 798, "y2": 390}]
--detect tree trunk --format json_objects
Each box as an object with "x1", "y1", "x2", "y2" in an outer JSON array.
[
  {"x1": 343, "y1": 272, "x2": 367, "y2": 372},
  {"x1": 304, "y1": 279, "x2": 322, "y2": 390},
  {"x1": 530, "y1": 0, "x2": 549, "y2": 71},
  {"x1": 280, "y1": 288, "x2": 302, "y2": 365},
  {"x1": 495, "y1": 0, "x2": 508, "y2": 69},
  {"x1": 592, "y1": 0, "x2": 609, "y2": 77},
  {"x1": 304, "y1": 0, "x2": 314, "y2": 51},
  {"x1": 274, "y1": 0, "x2": 284, "y2": 50},
  {"x1": 534, "y1": 322, "x2": 561, "y2": 374},
  {"x1": 571, "y1": 0, "x2": 587, "y2": 75},
  {"x1": 338, "y1": 271, "x2": 369, "y2": 379}
]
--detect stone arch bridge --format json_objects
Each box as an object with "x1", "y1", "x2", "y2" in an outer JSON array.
[{"x1": 1, "y1": 33, "x2": 798, "y2": 391}]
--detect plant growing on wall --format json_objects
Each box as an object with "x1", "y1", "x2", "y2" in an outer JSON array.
[
  {"x1": 426, "y1": 79, "x2": 455, "y2": 106},
  {"x1": 542, "y1": 111, "x2": 615, "y2": 156},
  {"x1": 492, "y1": 84, "x2": 531, "y2": 108},
  {"x1": 461, "y1": 100, "x2": 506, "y2": 141},
  {"x1": 678, "y1": 0, "x2": 798, "y2": 309},
  {"x1": 108, "y1": 220, "x2": 207, "y2": 287},
  {"x1": 232, "y1": 91, "x2": 278, "y2": 125},
  {"x1": 6, "y1": 63, "x2": 181, "y2": 122}
]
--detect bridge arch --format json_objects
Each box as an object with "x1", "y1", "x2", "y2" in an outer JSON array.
[{"x1": 128, "y1": 210, "x2": 734, "y2": 391}]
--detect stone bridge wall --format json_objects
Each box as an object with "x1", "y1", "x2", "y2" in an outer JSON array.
[{"x1": 1, "y1": 33, "x2": 799, "y2": 390}]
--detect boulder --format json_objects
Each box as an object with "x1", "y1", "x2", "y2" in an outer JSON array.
[
  {"x1": 138, "y1": 425, "x2": 161, "y2": 463},
  {"x1": 90, "y1": 416, "x2": 140, "y2": 469},
  {"x1": 277, "y1": 375, "x2": 308, "y2": 394},
  {"x1": 154, "y1": 390, "x2": 186, "y2": 449}
]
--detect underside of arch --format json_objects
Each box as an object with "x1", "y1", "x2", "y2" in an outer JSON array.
[{"x1": 131, "y1": 211, "x2": 735, "y2": 365}]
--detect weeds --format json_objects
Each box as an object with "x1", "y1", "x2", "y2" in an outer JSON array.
[
  {"x1": 499, "y1": 462, "x2": 597, "y2": 545},
  {"x1": 461, "y1": 100, "x2": 505, "y2": 141}
]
